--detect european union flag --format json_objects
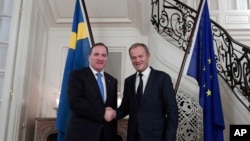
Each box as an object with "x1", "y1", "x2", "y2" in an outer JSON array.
[
  {"x1": 186, "y1": 0, "x2": 225, "y2": 141},
  {"x1": 56, "y1": 0, "x2": 92, "y2": 140}
]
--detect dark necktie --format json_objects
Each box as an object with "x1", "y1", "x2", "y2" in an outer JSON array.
[
  {"x1": 96, "y1": 72, "x2": 104, "y2": 102},
  {"x1": 136, "y1": 73, "x2": 143, "y2": 104}
]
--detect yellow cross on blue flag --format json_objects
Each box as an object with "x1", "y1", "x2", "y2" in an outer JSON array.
[
  {"x1": 185, "y1": 0, "x2": 225, "y2": 141},
  {"x1": 56, "y1": 0, "x2": 92, "y2": 140}
]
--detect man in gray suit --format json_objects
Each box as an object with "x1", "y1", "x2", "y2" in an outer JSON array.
[
  {"x1": 64, "y1": 42, "x2": 117, "y2": 141},
  {"x1": 117, "y1": 43, "x2": 178, "y2": 141}
]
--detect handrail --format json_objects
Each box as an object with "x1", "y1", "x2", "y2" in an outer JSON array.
[
  {"x1": 151, "y1": 0, "x2": 250, "y2": 111},
  {"x1": 174, "y1": 0, "x2": 204, "y2": 93}
]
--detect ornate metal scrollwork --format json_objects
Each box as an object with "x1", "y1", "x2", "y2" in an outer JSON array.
[{"x1": 151, "y1": 0, "x2": 250, "y2": 110}]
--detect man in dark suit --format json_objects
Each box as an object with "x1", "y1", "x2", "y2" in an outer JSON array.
[
  {"x1": 117, "y1": 43, "x2": 178, "y2": 141},
  {"x1": 64, "y1": 42, "x2": 117, "y2": 141}
]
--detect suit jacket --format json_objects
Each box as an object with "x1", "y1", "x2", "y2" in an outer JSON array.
[
  {"x1": 117, "y1": 67, "x2": 178, "y2": 141},
  {"x1": 64, "y1": 67, "x2": 117, "y2": 141}
]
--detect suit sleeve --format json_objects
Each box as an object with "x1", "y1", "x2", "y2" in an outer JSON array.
[
  {"x1": 162, "y1": 74, "x2": 178, "y2": 141},
  {"x1": 117, "y1": 79, "x2": 130, "y2": 119}
]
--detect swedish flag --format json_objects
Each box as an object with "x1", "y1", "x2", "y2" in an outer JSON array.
[
  {"x1": 186, "y1": 0, "x2": 225, "y2": 141},
  {"x1": 56, "y1": 0, "x2": 92, "y2": 140}
]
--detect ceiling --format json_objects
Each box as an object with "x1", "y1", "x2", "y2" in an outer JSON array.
[{"x1": 40, "y1": 0, "x2": 137, "y2": 28}]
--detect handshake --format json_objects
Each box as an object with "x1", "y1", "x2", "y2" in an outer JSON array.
[{"x1": 104, "y1": 107, "x2": 116, "y2": 122}]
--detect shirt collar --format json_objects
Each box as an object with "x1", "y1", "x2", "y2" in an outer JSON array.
[
  {"x1": 89, "y1": 65, "x2": 104, "y2": 76},
  {"x1": 137, "y1": 66, "x2": 151, "y2": 77}
]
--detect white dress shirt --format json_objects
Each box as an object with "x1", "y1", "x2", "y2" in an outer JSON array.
[
  {"x1": 89, "y1": 65, "x2": 107, "y2": 102},
  {"x1": 135, "y1": 66, "x2": 151, "y2": 94}
]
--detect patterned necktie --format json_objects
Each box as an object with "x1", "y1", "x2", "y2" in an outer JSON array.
[
  {"x1": 136, "y1": 73, "x2": 143, "y2": 104},
  {"x1": 96, "y1": 72, "x2": 104, "y2": 102}
]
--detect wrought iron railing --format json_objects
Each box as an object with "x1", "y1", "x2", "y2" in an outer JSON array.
[{"x1": 151, "y1": 0, "x2": 250, "y2": 111}]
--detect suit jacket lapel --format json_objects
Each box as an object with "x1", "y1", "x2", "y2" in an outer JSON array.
[
  {"x1": 131, "y1": 73, "x2": 137, "y2": 96},
  {"x1": 104, "y1": 73, "x2": 112, "y2": 104},
  {"x1": 85, "y1": 67, "x2": 104, "y2": 103},
  {"x1": 144, "y1": 68, "x2": 156, "y2": 94},
  {"x1": 131, "y1": 72, "x2": 142, "y2": 107},
  {"x1": 140, "y1": 68, "x2": 156, "y2": 106}
]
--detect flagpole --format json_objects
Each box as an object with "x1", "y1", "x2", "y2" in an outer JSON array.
[
  {"x1": 81, "y1": 0, "x2": 95, "y2": 45},
  {"x1": 174, "y1": 0, "x2": 204, "y2": 93},
  {"x1": 56, "y1": 1, "x2": 93, "y2": 140}
]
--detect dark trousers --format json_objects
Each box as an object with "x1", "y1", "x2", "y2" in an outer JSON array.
[
  {"x1": 136, "y1": 132, "x2": 141, "y2": 141},
  {"x1": 135, "y1": 123, "x2": 141, "y2": 141},
  {"x1": 100, "y1": 128, "x2": 104, "y2": 141}
]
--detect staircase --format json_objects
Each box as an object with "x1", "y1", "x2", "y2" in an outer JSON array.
[{"x1": 149, "y1": 0, "x2": 250, "y2": 140}]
